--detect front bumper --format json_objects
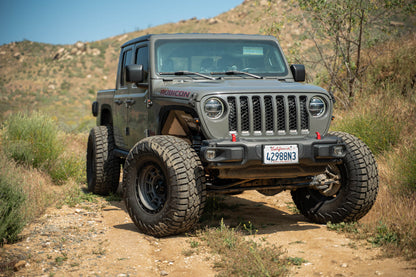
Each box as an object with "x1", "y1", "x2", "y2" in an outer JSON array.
[{"x1": 200, "y1": 135, "x2": 345, "y2": 179}]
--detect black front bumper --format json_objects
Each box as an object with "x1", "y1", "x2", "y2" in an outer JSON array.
[{"x1": 200, "y1": 135, "x2": 345, "y2": 179}]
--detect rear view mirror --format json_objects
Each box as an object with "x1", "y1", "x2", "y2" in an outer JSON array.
[{"x1": 290, "y1": 64, "x2": 305, "y2": 82}]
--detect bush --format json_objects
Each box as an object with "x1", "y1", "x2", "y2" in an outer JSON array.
[
  {"x1": 388, "y1": 140, "x2": 416, "y2": 192},
  {"x1": 50, "y1": 153, "x2": 85, "y2": 184},
  {"x1": 331, "y1": 110, "x2": 402, "y2": 155},
  {"x1": 1, "y1": 112, "x2": 84, "y2": 184},
  {"x1": 1, "y1": 112, "x2": 63, "y2": 171},
  {"x1": 0, "y1": 153, "x2": 26, "y2": 244},
  {"x1": 199, "y1": 219, "x2": 289, "y2": 276},
  {"x1": 397, "y1": 143, "x2": 416, "y2": 191}
]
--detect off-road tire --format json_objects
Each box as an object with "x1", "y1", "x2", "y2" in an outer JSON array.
[
  {"x1": 291, "y1": 131, "x2": 379, "y2": 223},
  {"x1": 86, "y1": 126, "x2": 120, "y2": 195},
  {"x1": 123, "y1": 136, "x2": 206, "y2": 237}
]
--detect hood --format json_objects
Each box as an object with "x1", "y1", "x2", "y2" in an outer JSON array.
[{"x1": 153, "y1": 79, "x2": 328, "y2": 101}]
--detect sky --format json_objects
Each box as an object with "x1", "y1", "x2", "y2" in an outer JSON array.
[{"x1": 0, "y1": 0, "x2": 243, "y2": 46}]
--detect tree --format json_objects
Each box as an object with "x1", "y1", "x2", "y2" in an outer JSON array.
[
  {"x1": 298, "y1": 0, "x2": 415, "y2": 106},
  {"x1": 262, "y1": 0, "x2": 415, "y2": 107}
]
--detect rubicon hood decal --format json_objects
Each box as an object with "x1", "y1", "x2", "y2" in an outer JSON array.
[{"x1": 159, "y1": 89, "x2": 191, "y2": 98}]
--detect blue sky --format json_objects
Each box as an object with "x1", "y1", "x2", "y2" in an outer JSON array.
[{"x1": 0, "y1": 0, "x2": 243, "y2": 45}]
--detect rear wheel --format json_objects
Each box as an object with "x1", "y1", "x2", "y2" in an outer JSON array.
[
  {"x1": 86, "y1": 126, "x2": 120, "y2": 195},
  {"x1": 291, "y1": 132, "x2": 379, "y2": 223},
  {"x1": 123, "y1": 136, "x2": 206, "y2": 237}
]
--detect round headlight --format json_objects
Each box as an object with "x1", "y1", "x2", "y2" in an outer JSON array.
[
  {"x1": 204, "y1": 97, "x2": 224, "y2": 119},
  {"x1": 309, "y1": 97, "x2": 326, "y2": 117}
]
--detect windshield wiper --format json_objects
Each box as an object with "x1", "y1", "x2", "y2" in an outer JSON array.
[
  {"x1": 211, "y1": 70, "x2": 263, "y2": 79},
  {"x1": 160, "y1": 71, "x2": 216, "y2": 80}
]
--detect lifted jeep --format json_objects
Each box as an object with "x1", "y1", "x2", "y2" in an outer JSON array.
[{"x1": 87, "y1": 33, "x2": 379, "y2": 237}]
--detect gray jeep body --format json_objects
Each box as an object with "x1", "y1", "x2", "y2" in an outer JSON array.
[
  {"x1": 88, "y1": 33, "x2": 378, "y2": 236},
  {"x1": 94, "y1": 33, "x2": 343, "y2": 186}
]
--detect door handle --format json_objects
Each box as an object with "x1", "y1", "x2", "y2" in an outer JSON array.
[
  {"x1": 114, "y1": 99, "x2": 123, "y2": 105},
  {"x1": 125, "y1": 99, "x2": 136, "y2": 106}
]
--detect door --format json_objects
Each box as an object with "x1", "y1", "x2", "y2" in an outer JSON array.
[
  {"x1": 113, "y1": 47, "x2": 133, "y2": 150},
  {"x1": 125, "y1": 44, "x2": 149, "y2": 148}
]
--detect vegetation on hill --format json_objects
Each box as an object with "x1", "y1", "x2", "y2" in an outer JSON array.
[{"x1": 0, "y1": 0, "x2": 415, "y2": 266}]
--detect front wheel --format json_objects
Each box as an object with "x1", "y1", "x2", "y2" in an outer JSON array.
[
  {"x1": 291, "y1": 132, "x2": 379, "y2": 223},
  {"x1": 123, "y1": 136, "x2": 206, "y2": 237}
]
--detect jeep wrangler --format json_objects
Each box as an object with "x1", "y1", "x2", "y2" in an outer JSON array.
[{"x1": 87, "y1": 33, "x2": 379, "y2": 237}]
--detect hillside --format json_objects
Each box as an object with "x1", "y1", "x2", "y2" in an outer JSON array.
[
  {"x1": 1, "y1": 0, "x2": 416, "y2": 274},
  {"x1": 1, "y1": 0, "x2": 414, "y2": 130},
  {"x1": 0, "y1": 0, "x2": 306, "y2": 130}
]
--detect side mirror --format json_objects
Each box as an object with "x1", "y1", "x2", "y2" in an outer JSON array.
[
  {"x1": 290, "y1": 64, "x2": 305, "y2": 82},
  {"x1": 126, "y1": 64, "x2": 144, "y2": 83}
]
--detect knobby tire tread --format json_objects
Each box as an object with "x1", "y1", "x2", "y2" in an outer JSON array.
[
  {"x1": 123, "y1": 136, "x2": 206, "y2": 237},
  {"x1": 87, "y1": 126, "x2": 120, "y2": 195},
  {"x1": 291, "y1": 132, "x2": 379, "y2": 223}
]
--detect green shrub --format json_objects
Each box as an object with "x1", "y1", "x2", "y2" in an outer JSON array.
[
  {"x1": 393, "y1": 141, "x2": 416, "y2": 191},
  {"x1": 1, "y1": 112, "x2": 63, "y2": 170},
  {"x1": 0, "y1": 153, "x2": 26, "y2": 244},
  {"x1": 199, "y1": 219, "x2": 288, "y2": 276},
  {"x1": 50, "y1": 154, "x2": 85, "y2": 184},
  {"x1": 1, "y1": 112, "x2": 84, "y2": 184},
  {"x1": 368, "y1": 221, "x2": 399, "y2": 247},
  {"x1": 331, "y1": 111, "x2": 402, "y2": 155}
]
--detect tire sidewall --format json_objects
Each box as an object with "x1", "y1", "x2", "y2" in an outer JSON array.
[
  {"x1": 292, "y1": 131, "x2": 378, "y2": 223},
  {"x1": 86, "y1": 126, "x2": 120, "y2": 195},
  {"x1": 123, "y1": 136, "x2": 206, "y2": 236},
  {"x1": 124, "y1": 151, "x2": 173, "y2": 226},
  {"x1": 86, "y1": 128, "x2": 98, "y2": 192}
]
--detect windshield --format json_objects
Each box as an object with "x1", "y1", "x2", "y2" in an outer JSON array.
[{"x1": 155, "y1": 39, "x2": 288, "y2": 77}]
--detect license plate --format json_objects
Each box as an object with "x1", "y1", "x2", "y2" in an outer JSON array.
[{"x1": 263, "y1": 145, "x2": 299, "y2": 164}]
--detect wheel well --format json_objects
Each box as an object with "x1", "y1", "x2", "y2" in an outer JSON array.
[
  {"x1": 100, "y1": 106, "x2": 113, "y2": 126},
  {"x1": 159, "y1": 108, "x2": 204, "y2": 145}
]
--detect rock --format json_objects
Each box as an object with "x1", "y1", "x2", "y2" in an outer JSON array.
[
  {"x1": 53, "y1": 48, "x2": 66, "y2": 60},
  {"x1": 160, "y1": 270, "x2": 168, "y2": 276},
  {"x1": 91, "y1": 48, "x2": 101, "y2": 56},
  {"x1": 13, "y1": 52, "x2": 24, "y2": 62},
  {"x1": 340, "y1": 263, "x2": 348, "y2": 268},
  {"x1": 117, "y1": 34, "x2": 128, "y2": 42},
  {"x1": 75, "y1": 41, "x2": 86, "y2": 50},
  {"x1": 208, "y1": 18, "x2": 218, "y2": 25},
  {"x1": 390, "y1": 21, "x2": 404, "y2": 27},
  {"x1": 14, "y1": 260, "x2": 27, "y2": 271}
]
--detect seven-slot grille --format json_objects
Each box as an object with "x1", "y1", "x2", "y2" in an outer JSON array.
[{"x1": 227, "y1": 95, "x2": 309, "y2": 136}]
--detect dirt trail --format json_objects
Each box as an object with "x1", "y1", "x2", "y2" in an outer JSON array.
[{"x1": 1, "y1": 191, "x2": 415, "y2": 276}]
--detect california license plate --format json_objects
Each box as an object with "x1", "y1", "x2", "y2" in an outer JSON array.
[{"x1": 263, "y1": 145, "x2": 299, "y2": 164}]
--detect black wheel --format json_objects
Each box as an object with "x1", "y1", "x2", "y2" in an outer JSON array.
[
  {"x1": 291, "y1": 131, "x2": 379, "y2": 223},
  {"x1": 123, "y1": 136, "x2": 206, "y2": 237},
  {"x1": 86, "y1": 126, "x2": 120, "y2": 195}
]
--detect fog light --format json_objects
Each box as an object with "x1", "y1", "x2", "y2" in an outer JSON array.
[
  {"x1": 332, "y1": 145, "x2": 345, "y2": 157},
  {"x1": 206, "y1": 150, "x2": 216, "y2": 160}
]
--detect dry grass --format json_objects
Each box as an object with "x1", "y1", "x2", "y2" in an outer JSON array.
[
  {"x1": 329, "y1": 35, "x2": 416, "y2": 259},
  {"x1": 197, "y1": 219, "x2": 289, "y2": 277},
  {"x1": 0, "y1": 113, "x2": 88, "y2": 243}
]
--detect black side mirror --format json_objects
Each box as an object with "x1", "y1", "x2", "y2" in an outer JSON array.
[
  {"x1": 290, "y1": 64, "x2": 305, "y2": 82},
  {"x1": 126, "y1": 64, "x2": 144, "y2": 83}
]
